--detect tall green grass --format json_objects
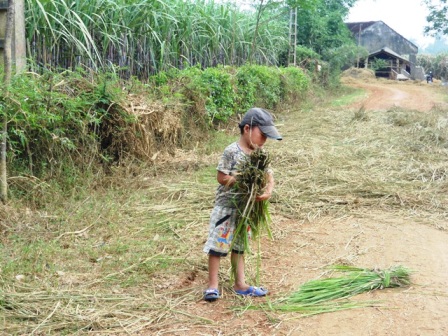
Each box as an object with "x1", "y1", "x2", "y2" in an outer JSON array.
[{"x1": 25, "y1": 0, "x2": 288, "y2": 78}]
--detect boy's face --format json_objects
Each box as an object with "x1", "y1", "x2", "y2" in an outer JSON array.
[{"x1": 243, "y1": 125, "x2": 267, "y2": 149}]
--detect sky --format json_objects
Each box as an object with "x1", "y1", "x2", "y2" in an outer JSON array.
[{"x1": 347, "y1": 0, "x2": 433, "y2": 49}]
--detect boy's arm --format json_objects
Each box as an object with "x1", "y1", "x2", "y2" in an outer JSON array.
[
  {"x1": 217, "y1": 171, "x2": 236, "y2": 188},
  {"x1": 256, "y1": 172, "x2": 274, "y2": 201}
]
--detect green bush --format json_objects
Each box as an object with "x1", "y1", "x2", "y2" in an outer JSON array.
[
  {"x1": 179, "y1": 65, "x2": 235, "y2": 122},
  {"x1": 295, "y1": 45, "x2": 321, "y2": 73},
  {"x1": 2, "y1": 70, "x2": 125, "y2": 187},
  {"x1": 1, "y1": 64, "x2": 311, "y2": 202},
  {"x1": 370, "y1": 58, "x2": 389, "y2": 71},
  {"x1": 235, "y1": 66, "x2": 257, "y2": 113},
  {"x1": 279, "y1": 67, "x2": 309, "y2": 101},
  {"x1": 156, "y1": 64, "x2": 307, "y2": 123},
  {"x1": 236, "y1": 64, "x2": 282, "y2": 110},
  {"x1": 199, "y1": 67, "x2": 235, "y2": 121},
  {"x1": 322, "y1": 45, "x2": 369, "y2": 87}
]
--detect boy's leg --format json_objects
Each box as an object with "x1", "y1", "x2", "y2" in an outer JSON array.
[
  {"x1": 231, "y1": 251, "x2": 268, "y2": 297},
  {"x1": 231, "y1": 251, "x2": 250, "y2": 292},
  {"x1": 207, "y1": 254, "x2": 220, "y2": 289}
]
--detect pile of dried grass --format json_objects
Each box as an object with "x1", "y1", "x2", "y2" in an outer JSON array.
[
  {"x1": 100, "y1": 94, "x2": 191, "y2": 162},
  {"x1": 341, "y1": 67, "x2": 376, "y2": 80}
]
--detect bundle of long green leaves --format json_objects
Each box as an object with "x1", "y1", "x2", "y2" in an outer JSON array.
[
  {"x1": 266, "y1": 265, "x2": 412, "y2": 314},
  {"x1": 231, "y1": 148, "x2": 272, "y2": 253}
]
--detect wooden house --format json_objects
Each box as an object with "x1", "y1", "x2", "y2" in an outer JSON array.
[{"x1": 346, "y1": 21, "x2": 419, "y2": 80}]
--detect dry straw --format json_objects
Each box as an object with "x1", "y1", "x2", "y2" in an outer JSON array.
[
  {"x1": 273, "y1": 102, "x2": 448, "y2": 224},
  {"x1": 109, "y1": 96, "x2": 184, "y2": 161}
]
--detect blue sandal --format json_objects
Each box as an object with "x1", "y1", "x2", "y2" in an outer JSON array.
[
  {"x1": 203, "y1": 288, "x2": 220, "y2": 302},
  {"x1": 234, "y1": 286, "x2": 268, "y2": 297}
]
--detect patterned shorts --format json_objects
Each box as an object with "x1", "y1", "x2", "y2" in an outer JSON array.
[{"x1": 203, "y1": 206, "x2": 250, "y2": 256}]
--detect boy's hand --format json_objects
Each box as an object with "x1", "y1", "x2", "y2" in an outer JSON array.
[
  {"x1": 256, "y1": 191, "x2": 272, "y2": 201},
  {"x1": 256, "y1": 172, "x2": 274, "y2": 201}
]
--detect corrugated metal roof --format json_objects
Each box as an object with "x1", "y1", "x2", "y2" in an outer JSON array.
[{"x1": 369, "y1": 47, "x2": 410, "y2": 63}]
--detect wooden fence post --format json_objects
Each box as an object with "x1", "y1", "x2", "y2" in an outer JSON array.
[{"x1": 0, "y1": 0, "x2": 26, "y2": 72}]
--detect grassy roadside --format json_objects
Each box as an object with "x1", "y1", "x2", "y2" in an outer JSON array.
[
  {"x1": 1, "y1": 157, "x2": 217, "y2": 333},
  {"x1": 2, "y1": 82, "x2": 448, "y2": 334},
  {"x1": 1, "y1": 129, "x2": 241, "y2": 333},
  {"x1": 330, "y1": 87, "x2": 366, "y2": 107}
]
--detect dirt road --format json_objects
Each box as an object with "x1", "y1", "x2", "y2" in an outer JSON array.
[
  {"x1": 147, "y1": 79, "x2": 448, "y2": 336},
  {"x1": 343, "y1": 77, "x2": 448, "y2": 112},
  {"x1": 276, "y1": 79, "x2": 448, "y2": 336}
]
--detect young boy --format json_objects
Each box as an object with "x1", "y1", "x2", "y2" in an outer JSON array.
[{"x1": 203, "y1": 107, "x2": 282, "y2": 302}]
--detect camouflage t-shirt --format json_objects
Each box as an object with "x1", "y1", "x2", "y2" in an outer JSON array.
[{"x1": 214, "y1": 142, "x2": 247, "y2": 208}]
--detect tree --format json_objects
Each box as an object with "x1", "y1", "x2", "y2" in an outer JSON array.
[
  {"x1": 424, "y1": 0, "x2": 448, "y2": 36},
  {"x1": 245, "y1": 0, "x2": 358, "y2": 68},
  {"x1": 295, "y1": 0, "x2": 357, "y2": 55},
  {"x1": 247, "y1": 0, "x2": 318, "y2": 63},
  {"x1": 1, "y1": 0, "x2": 14, "y2": 203}
]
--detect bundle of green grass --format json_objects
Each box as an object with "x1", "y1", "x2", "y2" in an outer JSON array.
[
  {"x1": 231, "y1": 148, "x2": 272, "y2": 253},
  {"x1": 262, "y1": 265, "x2": 412, "y2": 314}
]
